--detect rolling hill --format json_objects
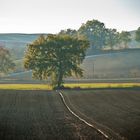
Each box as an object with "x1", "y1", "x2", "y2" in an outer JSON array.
[
  {"x1": 0, "y1": 31, "x2": 140, "y2": 59},
  {"x1": 82, "y1": 49, "x2": 140, "y2": 79},
  {"x1": 0, "y1": 34, "x2": 47, "y2": 59},
  {"x1": 3, "y1": 49, "x2": 140, "y2": 81},
  {"x1": 0, "y1": 33, "x2": 42, "y2": 44}
]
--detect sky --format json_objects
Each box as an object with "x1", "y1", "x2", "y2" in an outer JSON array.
[{"x1": 0, "y1": 0, "x2": 140, "y2": 33}]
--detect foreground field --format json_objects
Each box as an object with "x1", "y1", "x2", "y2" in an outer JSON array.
[
  {"x1": 62, "y1": 89, "x2": 140, "y2": 140},
  {"x1": 0, "y1": 90, "x2": 105, "y2": 140}
]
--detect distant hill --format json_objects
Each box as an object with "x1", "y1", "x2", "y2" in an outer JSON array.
[
  {"x1": 6, "y1": 70, "x2": 33, "y2": 80},
  {"x1": 0, "y1": 33, "x2": 47, "y2": 59},
  {"x1": 0, "y1": 32, "x2": 140, "y2": 59},
  {"x1": 0, "y1": 33, "x2": 43, "y2": 44}
]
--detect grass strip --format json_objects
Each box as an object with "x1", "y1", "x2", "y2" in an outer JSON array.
[
  {"x1": 0, "y1": 84, "x2": 52, "y2": 90},
  {"x1": 0, "y1": 83, "x2": 140, "y2": 90},
  {"x1": 64, "y1": 83, "x2": 140, "y2": 89}
]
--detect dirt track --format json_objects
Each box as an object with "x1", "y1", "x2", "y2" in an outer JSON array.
[{"x1": 0, "y1": 90, "x2": 105, "y2": 140}]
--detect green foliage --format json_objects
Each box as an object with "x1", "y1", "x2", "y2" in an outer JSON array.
[
  {"x1": 105, "y1": 29, "x2": 120, "y2": 49},
  {"x1": 24, "y1": 34, "x2": 89, "y2": 88},
  {"x1": 135, "y1": 27, "x2": 140, "y2": 42},
  {"x1": 78, "y1": 19, "x2": 106, "y2": 50},
  {"x1": 0, "y1": 46, "x2": 15, "y2": 75},
  {"x1": 59, "y1": 28, "x2": 78, "y2": 38},
  {"x1": 120, "y1": 31, "x2": 131, "y2": 48}
]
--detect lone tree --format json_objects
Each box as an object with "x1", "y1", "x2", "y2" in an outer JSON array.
[
  {"x1": 0, "y1": 46, "x2": 15, "y2": 75},
  {"x1": 135, "y1": 27, "x2": 140, "y2": 42},
  {"x1": 24, "y1": 34, "x2": 89, "y2": 88}
]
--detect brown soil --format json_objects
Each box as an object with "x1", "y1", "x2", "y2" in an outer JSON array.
[
  {"x1": 63, "y1": 89, "x2": 140, "y2": 140},
  {"x1": 0, "y1": 90, "x2": 106, "y2": 140}
]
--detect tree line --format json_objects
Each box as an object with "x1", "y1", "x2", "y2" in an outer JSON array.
[{"x1": 59, "y1": 19, "x2": 140, "y2": 54}]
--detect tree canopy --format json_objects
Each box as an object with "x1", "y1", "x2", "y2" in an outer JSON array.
[
  {"x1": 78, "y1": 20, "x2": 106, "y2": 51},
  {"x1": 105, "y1": 29, "x2": 120, "y2": 49},
  {"x1": 24, "y1": 34, "x2": 89, "y2": 88},
  {"x1": 56, "y1": 19, "x2": 139, "y2": 54},
  {"x1": 0, "y1": 46, "x2": 15, "y2": 75},
  {"x1": 59, "y1": 28, "x2": 77, "y2": 38},
  {"x1": 119, "y1": 31, "x2": 131, "y2": 48}
]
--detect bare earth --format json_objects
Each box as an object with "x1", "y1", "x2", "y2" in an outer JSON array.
[
  {"x1": 63, "y1": 89, "x2": 140, "y2": 140},
  {"x1": 0, "y1": 90, "x2": 105, "y2": 140}
]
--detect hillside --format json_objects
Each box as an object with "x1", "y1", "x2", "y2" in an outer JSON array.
[
  {"x1": 82, "y1": 49, "x2": 140, "y2": 79},
  {"x1": 0, "y1": 34, "x2": 43, "y2": 44},
  {"x1": 0, "y1": 34, "x2": 46, "y2": 59},
  {"x1": 3, "y1": 49, "x2": 140, "y2": 81}
]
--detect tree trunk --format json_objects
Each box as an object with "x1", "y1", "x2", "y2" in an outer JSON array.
[
  {"x1": 57, "y1": 61, "x2": 63, "y2": 88},
  {"x1": 57, "y1": 72, "x2": 63, "y2": 88}
]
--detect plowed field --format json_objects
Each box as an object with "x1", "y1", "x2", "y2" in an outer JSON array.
[
  {"x1": 63, "y1": 89, "x2": 140, "y2": 140},
  {"x1": 0, "y1": 90, "x2": 105, "y2": 140}
]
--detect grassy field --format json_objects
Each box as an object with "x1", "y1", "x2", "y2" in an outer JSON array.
[
  {"x1": 64, "y1": 83, "x2": 140, "y2": 89},
  {"x1": 0, "y1": 84, "x2": 52, "y2": 90},
  {"x1": 0, "y1": 90, "x2": 105, "y2": 140},
  {"x1": 62, "y1": 89, "x2": 140, "y2": 140},
  {"x1": 0, "y1": 83, "x2": 140, "y2": 90}
]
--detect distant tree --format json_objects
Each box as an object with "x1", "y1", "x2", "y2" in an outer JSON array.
[
  {"x1": 59, "y1": 28, "x2": 77, "y2": 38},
  {"x1": 24, "y1": 34, "x2": 89, "y2": 88},
  {"x1": 78, "y1": 19, "x2": 106, "y2": 51},
  {"x1": 0, "y1": 46, "x2": 15, "y2": 75},
  {"x1": 119, "y1": 31, "x2": 131, "y2": 48},
  {"x1": 105, "y1": 29, "x2": 120, "y2": 49},
  {"x1": 135, "y1": 27, "x2": 140, "y2": 42}
]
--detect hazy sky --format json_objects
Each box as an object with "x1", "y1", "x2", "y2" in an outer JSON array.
[{"x1": 0, "y1": 0, "x2": 140, "y2": 33}]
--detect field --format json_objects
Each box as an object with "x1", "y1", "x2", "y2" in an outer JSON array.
[
  {"x1": 0, "y1": 84, "x2": 140, "y2": 140},
  {"x1": 1, "y1": 83, "x2": 140, "y2": 90},
  {"x1": 0, "y1": 90, "x2": 105, "y2": 140},
  {"x1": 62, "y1": 89, "x2": 140, "y2": 140}
]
